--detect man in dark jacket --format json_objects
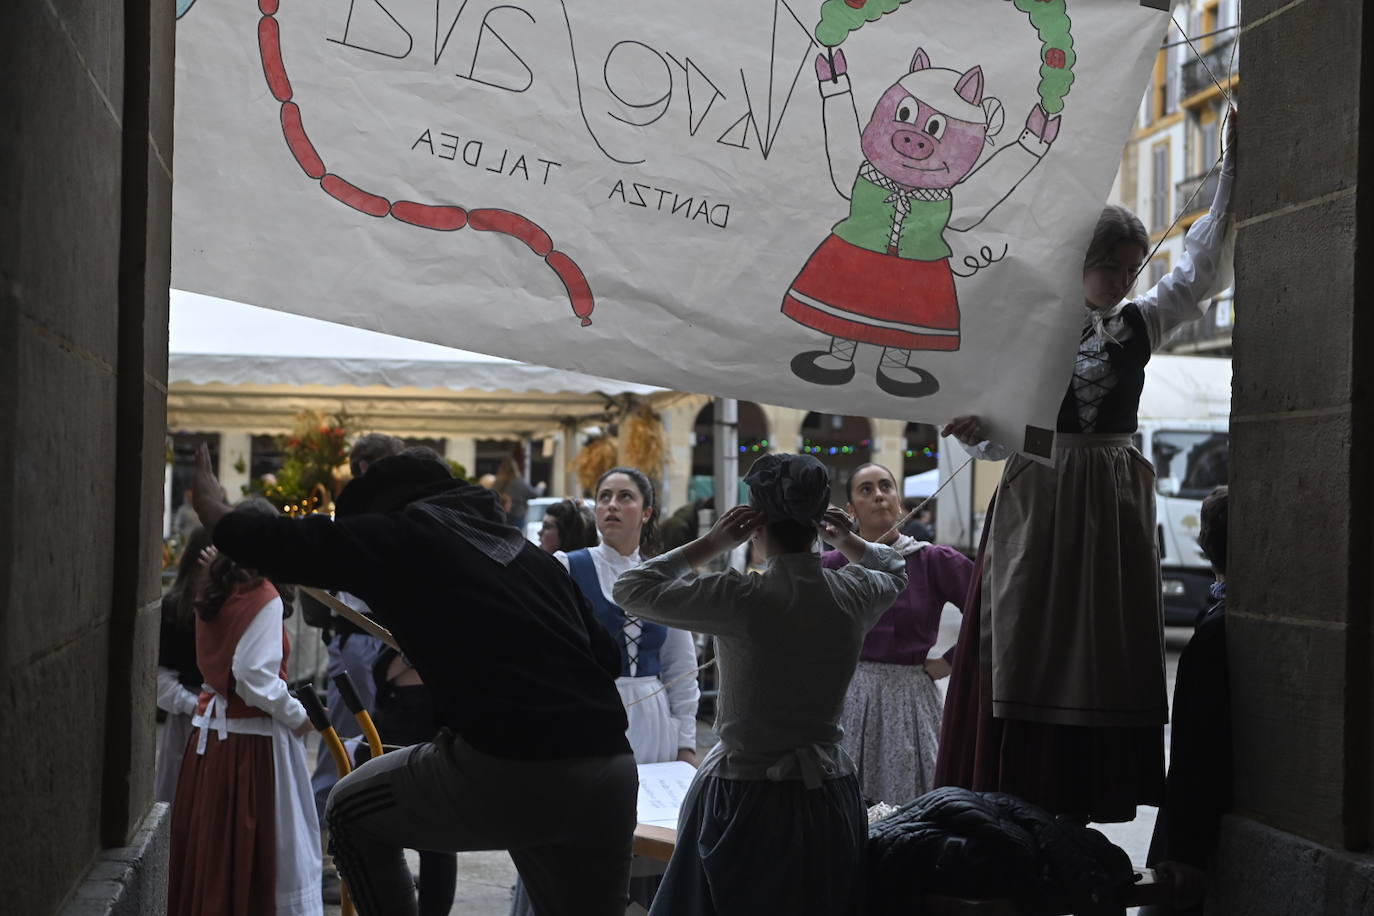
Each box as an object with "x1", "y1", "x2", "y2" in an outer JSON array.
[
  {"x1": 191, "y1": 446, "x2": 636, "y2": 916},
  {"x1": 1145, "y1": 485, "x2": 1231, "y2": 915}
]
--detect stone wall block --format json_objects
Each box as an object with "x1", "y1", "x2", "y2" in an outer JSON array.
[
  {"x1": 1228, "y1": 614, "x2": 1348, "y2": 845},
  {"x1": 1236, "y1": 0, "x2": 1361, "y2": 212},
  {"x1": 1228, "y1": 413, "x2": 1351, "y2": 624},
  {"x1": 1211, "y1": 816, "x2": 1374, "y2": 915},
  {"x1": 1231, "y1": 194, "x2": 1355, "y2": 415},
  {"x1": 13, "y1": 5, "x2": 124, "y2": 363},
  {"x1": 59, "y1": 802, "x2": 170, "y2": 916},
  {"x1": 48, "y1": 0, "x2": 125, "y2": 115},
  {"x1": 0, "y1": 622, "x2": 110, "y2": 915},
  {"x1": 8, "y1": 320, "x2": 119, "y2": 664}
]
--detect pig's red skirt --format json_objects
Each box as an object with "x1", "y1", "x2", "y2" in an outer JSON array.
[{"x1": 782, "y1": 234, "x2": 961, "y2": 351}]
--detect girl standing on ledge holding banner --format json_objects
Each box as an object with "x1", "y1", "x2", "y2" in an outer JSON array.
[
  {"x1": 935, "y1": 112, "x2": 1237, "y2": 824},
  {"x1": 614, "y1": 454, "x2": 907, "y2": 915}
]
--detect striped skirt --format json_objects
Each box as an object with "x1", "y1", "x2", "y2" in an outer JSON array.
[{"x1": 838, "y1": 660, "x2": 944, "y2": 806}]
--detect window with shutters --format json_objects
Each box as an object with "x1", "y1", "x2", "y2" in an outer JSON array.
[
  {"x1": 1165, "y1": 40, "x2": 1181, "y2": 114},
  {"x1": 1149, "y1": 255, "x2": 1170, "y2": 289},
  {"x1": 1200, "y1": 119, "x2": 1219, "y2": 173},
  {"x1": 1152, "y1": 142, "x2": 1170, "y2": 232}
]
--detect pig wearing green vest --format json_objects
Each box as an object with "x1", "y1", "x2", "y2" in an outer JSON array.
[{"x1": 782, "y1": 47, "x2": 1060, "y2": 397}]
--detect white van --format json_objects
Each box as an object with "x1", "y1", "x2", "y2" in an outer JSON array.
[
  {"x1": 1136, "y1": 355, "x2": 1230, "y2": 626},
  {"x1": 522, "y1": 496, "x2": 597, "y2": 546}
]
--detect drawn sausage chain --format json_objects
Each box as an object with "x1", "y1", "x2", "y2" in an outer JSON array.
[{"x1": 255, "y1": 0, "x2": 595, "y2": 326}]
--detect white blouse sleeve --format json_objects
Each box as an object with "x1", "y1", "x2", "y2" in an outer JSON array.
[
  {"x1": 657, "y1": 627, "x2": 700, "y2": 751},
  {"x1": 156, "y1": 666, "x2": 200, "y2": 716},
  {"x1": 231, "y1": 596, "x2": 308, "y2": 731},
  {"x1": 553, "y1": 550, "x2": 571, "y2": 572},
  {"x1": 966, "y1": 439, "x2": 1013, "y2": 462},
  {"x1": 1135, "y1": 147, "x2": 1237, "y2": 350}
]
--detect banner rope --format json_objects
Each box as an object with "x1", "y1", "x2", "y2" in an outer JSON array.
[
  {"x1": 877, "y1": 455, "x2": 976, "y2": 544},
  {"x1": 624, "y1": 658, "x2": 718, "y2": 708},
  {"x1": 1128, "y1": 13, "x2": 1241, "y2": 289},
  {"x1": 627, "y1": 451, "x2": 981, "y2": 709},
  {"x1": 1170, "y1": 15, "x2": 1236, "y2": 109}
]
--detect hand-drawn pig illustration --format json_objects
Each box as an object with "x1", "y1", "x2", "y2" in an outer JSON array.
[{"x1": 782, "y1": 47, "x2": 1060, "y2": 397}]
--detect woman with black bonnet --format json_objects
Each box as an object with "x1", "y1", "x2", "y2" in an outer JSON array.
[{"x1": 614, "y1": 453, "x2": 908, "y2": 915}]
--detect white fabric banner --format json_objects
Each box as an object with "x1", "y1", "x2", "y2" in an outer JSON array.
[{"x1": 172, "y1": 0, "x2": 1169, "y2": 455}]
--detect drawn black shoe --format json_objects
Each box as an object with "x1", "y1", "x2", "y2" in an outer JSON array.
[
  {"x1": 876, "y1": 364, "x2": 940, "y2": 398},
  {"x1": 791, "y1": 350, "x2": 857, "y2": 385}
]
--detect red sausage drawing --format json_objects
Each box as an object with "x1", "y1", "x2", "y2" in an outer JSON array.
[
  {"x1": 280, "y1": 102, "x2": 325, "y2": 178},
  {"x1": 392, "y1": 201, "x2": 468, "y2": 231},
  {"x1": 468, "y1": 209, "x2": 554, "y2": 257},
  {"x1": 254, "y1": 11, "x2": 593, "y2": 325},
  {"x1": 258, "y1": 17, "x2": 292, "y2": 102},
  {"x1": 321, "y1": 174, "x2": 391, "y2": 218},
  {"x1": 546, "y1": 252, "x2": 595, "y2": 326}
]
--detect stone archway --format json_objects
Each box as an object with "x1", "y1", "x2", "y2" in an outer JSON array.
[
  {"x1": 688, "y1": 401, "x2": 770, "y2": 505},
  {"x1": 800, "y1": 412, "x2": 874, "y2": 506}
]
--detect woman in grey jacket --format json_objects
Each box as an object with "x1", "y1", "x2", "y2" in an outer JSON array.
[{"x1": 614, "y1": 453, "x2": 907, "y2": 916}]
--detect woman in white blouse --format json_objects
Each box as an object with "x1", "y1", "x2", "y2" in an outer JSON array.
[
  {"x1": 167, "y1": 499, "x2": 321, "y2": 916},
  {"x1": 554, "y1": 466, "x2": 699, "y2": 765}
]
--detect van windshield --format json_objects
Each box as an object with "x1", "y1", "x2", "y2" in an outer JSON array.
[{"x1": 1152, "y1": 430, "x2": 1229, "y2": 499}]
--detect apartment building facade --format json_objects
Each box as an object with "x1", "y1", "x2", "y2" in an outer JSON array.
[{"x1": 1108, "y1": 0, "x2": 1240, "y2": 354}]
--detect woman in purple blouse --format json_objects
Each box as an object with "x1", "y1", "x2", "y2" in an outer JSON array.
[{"x1": 822, "y1": 463, "x2": 973, "y2": 805}]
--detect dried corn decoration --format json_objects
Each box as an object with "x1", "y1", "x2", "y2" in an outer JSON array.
[
  {"x1": 571, "y1": 434, "x2": 620, "y2": 495},
  {"x1": 621, "y1": 405, "x2": 667, "y2": 478}
]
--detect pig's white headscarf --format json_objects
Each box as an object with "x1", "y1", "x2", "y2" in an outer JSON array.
[{"x1": 896, "y1": 68, "x2": 988, "y2": 124}]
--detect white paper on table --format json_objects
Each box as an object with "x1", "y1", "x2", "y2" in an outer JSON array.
[{"x1": 636, "y1": 761, "x2": 699, "y2": 829}]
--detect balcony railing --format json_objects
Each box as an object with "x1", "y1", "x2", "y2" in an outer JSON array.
[
  {"x1": 1161, "y1": 293, "x2": 1234, "y2": 354},
  {"x1": 1181, "y1": 36, "x2": 1237, "y2": 100},
  {"x1": 1175, "y1": 170, "x2": 1220, "y2": 218}
]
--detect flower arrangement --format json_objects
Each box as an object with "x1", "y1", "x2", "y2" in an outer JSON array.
[{"x1": 246, "y1": 409, "x2": 354, "y2": 515}]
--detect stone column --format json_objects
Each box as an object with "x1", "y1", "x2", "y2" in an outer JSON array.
[
  {"x1": 444, "y1": 435, "x2": 477, "y2": 482},
  {"x1": 761, "y1": 405, "x2": 807, "y2": 454},
  {"x1": 561, "y1": 422, "x2": 581, "y2": 498},
  {"x1": 545, "y1": 434, "x2": 563, "y2": 497},
  {"x1": 870, "y1": 418, "x2": 907, "y2": 480},
  {"x1": 2, "y1": 0, "x2": 175, "y2": 911},
  {"x1": 1211, "y1": 0, "x2": 1374, "y2": 910},
  {"x1": 660, "y1": 397, "x2": 707, "y2": 511},
  {"x1": 218, "y1": 430, "x2": 252, "y2": 501}
]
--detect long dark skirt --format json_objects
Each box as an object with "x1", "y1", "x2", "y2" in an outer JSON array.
[
  {"x1": 934, "y1": 495, "x2": 1164, "y2": 824},
  {"x1": 168, "y1": 731, "x2": 278, "y2": 916},
  {"x1": 649, "y1": 765, "x2": 867, "y2": 916}
]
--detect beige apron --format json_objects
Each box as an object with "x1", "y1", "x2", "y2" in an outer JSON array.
[{"x1": 980, "y1": 433, "x2": 1167, "y2": 728}]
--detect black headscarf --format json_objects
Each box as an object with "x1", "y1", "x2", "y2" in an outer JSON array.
[
  {"x1": 336, "y1": 455, "x2": 527, "y2": 565},
  {"x1": 743, "y1": 453, "x2": 831, "y2": 525},
  {"x1": 336, "y1": 455, "x2": 464, "y2": 517}
]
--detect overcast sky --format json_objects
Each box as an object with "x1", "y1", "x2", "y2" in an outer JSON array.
[{"x1": 169, "y1": 289, "x2": 510, "y2": 362}]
